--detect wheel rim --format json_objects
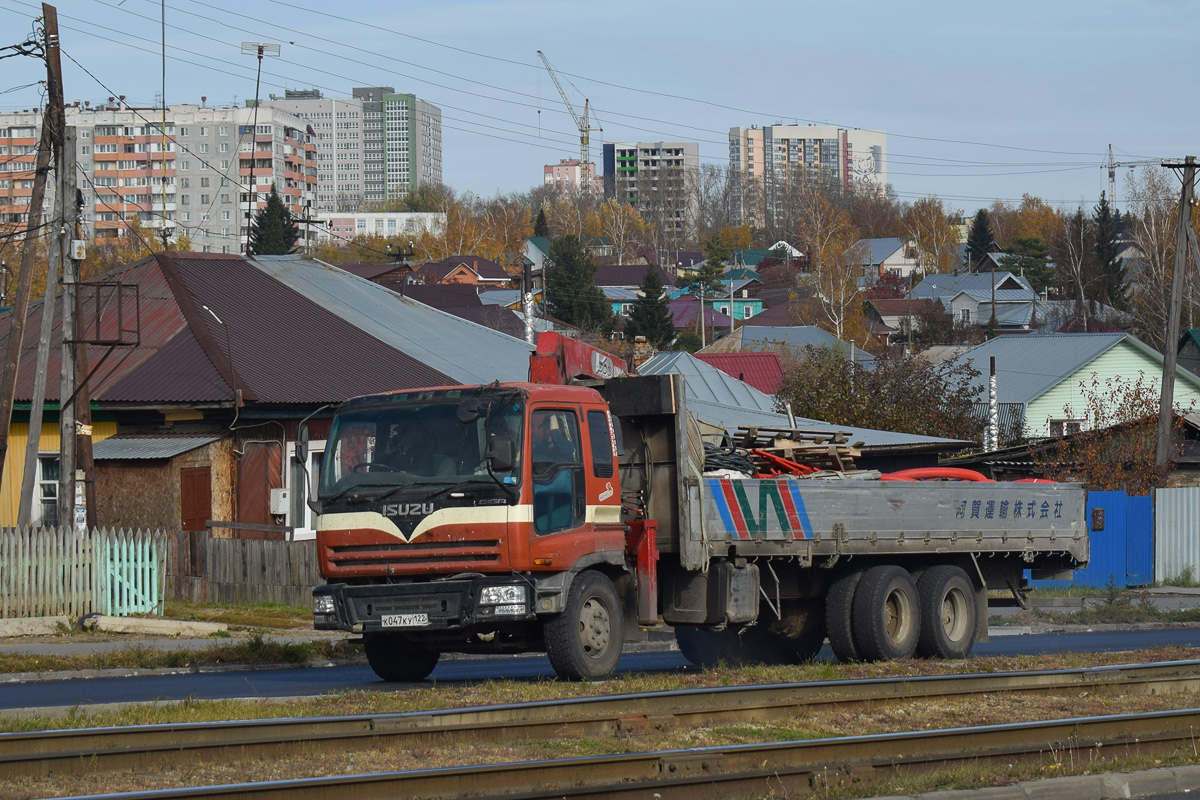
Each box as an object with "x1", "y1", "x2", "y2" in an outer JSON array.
[
  {"x1": 884, "y1": 587, "x2": 914, "y2": 643},
  {"x1": 941, "y1": 586, "x2": 970, "y2": 642},
  {"x1": 578, "y1": 596, "x2": 611, "y2": 658}
]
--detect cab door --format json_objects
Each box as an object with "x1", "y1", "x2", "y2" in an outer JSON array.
[{"x1": 530, "y1": 408, "x2": 585, "y2": 535}]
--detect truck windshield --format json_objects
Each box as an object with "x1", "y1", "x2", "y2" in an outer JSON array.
[{"x1": 319, "y1": 393, "x2": 523, "y2": 498}]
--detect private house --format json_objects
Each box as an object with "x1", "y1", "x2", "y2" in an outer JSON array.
[
  {"x1": 0, "y1": 253, "x2": 534, "y2": 539},
  {"x1": 1179, "y1": 329, "x2": 1200, "y2": 378},
  {"x1": 667, "y1": 296, "x2": 734, "y2": 334},
  {"x1": 858, "y1": 237, "x2": 920, "y2": 280},
  {"x1": 416, "y1": 255, "x2": 513, "y2": 287},
  {"x1": 593, "y1": 264, "x2": 678, "y2": 293},
  {"x1": 665, "y1": 284, "x2": 763, "y2": 321},
  {"x1": 912, "y1": 271, "x2": 1039, "y2": 331},
  {"x1": 950, "y1": 333, "x2": 1200, "y2": 439}
]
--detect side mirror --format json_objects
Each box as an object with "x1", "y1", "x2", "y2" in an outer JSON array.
[
  {"x1": 485, "y1": 435, "x2": 516, "y2": 472},
  {"x1": 457, "y1": 397, "x2": 483, "y2": 424},
  {"x1": 295, "y1": 424, "x2": 309, "y2": 463}
]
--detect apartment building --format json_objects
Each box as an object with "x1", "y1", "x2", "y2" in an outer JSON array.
[
  {"x1": 543, "y1": 159, "x2": 598, "y2": 196},
  {"x1": 0, "y1": 117, "x2": 40, "y2": 241},
  {"x1": 1, "y1": 102, "x2": 318, "y2": 255},
  {"x1": 601, "y1": 141, "x2": 699, "y2": 245},
  {"x1": 728, "y1": 124, "x2": 887, "y2": 226},
  {"x1": 317, "y1": 211, "x2": 445, "y2": 245},
  {"x1": 384, "y1": 92, "x2": 442, "y2": 200}
]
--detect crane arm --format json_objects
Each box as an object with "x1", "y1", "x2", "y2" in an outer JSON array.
[{"x1": 537, "y1": 50, "x2": 582, "y2": 130}]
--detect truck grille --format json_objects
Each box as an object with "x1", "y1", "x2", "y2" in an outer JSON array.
[{"x1": 325, "y1": 539, "x2": 502, "y2": 567}]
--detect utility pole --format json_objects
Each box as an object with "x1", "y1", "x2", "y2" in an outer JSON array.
[
  {"x1": 240, "y1": 42, "x2": 279, "y2": 255},
  {"x1": 1157, "y1": 156, "x2": 1197, "y2": 467},
  {"x1": 60, "y1": 136, "x2": 89, "y2": 531},
  {"x1": 522, "y1": 255, "x2": 534, "y2": 345},
  {"x1": 0, "y1": 4, "x2": 59, "y2": 488}
]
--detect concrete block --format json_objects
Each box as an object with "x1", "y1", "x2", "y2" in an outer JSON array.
[
  {"x1": 0, "y1": 617, "x2": 70, "y2": 637},
  {"x1": 84, "y1": 616, "x2": 227, "y2": 637}
]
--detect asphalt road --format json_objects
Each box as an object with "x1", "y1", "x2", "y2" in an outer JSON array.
[{"x1": 6, "y1": 627, "x2": 1200, "y2": 712}]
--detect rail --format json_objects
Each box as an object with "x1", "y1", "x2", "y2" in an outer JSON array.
[{"x1": 4, "y1": 659, "x2": 1200, "y2": 782}]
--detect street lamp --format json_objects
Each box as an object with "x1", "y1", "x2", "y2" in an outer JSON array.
[{"x1": 240, "y1": 42, "x2": 280, "y2": 255}]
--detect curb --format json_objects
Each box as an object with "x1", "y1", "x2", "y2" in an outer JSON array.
[{"x1": 872, "y1": 764, "x2": 1200, "y2": 799}]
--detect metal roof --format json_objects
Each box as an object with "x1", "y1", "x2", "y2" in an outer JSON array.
[
  {"x1": 857, "y1": 237, "x2": 906, "y2": 265},
  {"x1": 952, "y1": 332, "x2": 1135, "y2": 404},
  {"x1": 735, "y1": 326, "x2": 874, "y2": 363},
  {"x1": 593, "y1": 265, "x2": 677, "y2": 288},
  {"x1": 640, "y1": 351, "x2": 776, "y2": 411},
  {"x1": 694, "y1": 352, "x2": 784, "y2": 394},
  {"x1": 93, "y1": 435, "x2": 222, "y2": 460},
  {"x1": 479, "y1": 289, "x2": 522, "y2": 306},
  {"x1": 254, "y1": 256, "x2": 533, "y2": 388}
]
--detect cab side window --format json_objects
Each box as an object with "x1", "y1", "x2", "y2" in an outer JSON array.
[
  {"x1": 586, "y1": 410, "x2": 615, "y2": 478},
  {"x1": 531, "y1": 409, "x2": 583, "y2": 534}
]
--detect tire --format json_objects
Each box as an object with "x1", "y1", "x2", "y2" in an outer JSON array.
[
  {"x1": 674, "y1": 626, "x2": 739, "y2": 667},
  {"x1": 363, "y1": 633, "x2": 440, "y2": 682},
  {"x1": 851, "y1": 565, "x2": 920, "y2": 661},
  {"x1": 916, "y1": 565, "x2": 977, "y2": 659},
  {"x1": 825, "y1": 570, "x2": 862, "y2": 663},
  {"x1": 545, "y1": 571, "x2": 623, "y2": 680}
]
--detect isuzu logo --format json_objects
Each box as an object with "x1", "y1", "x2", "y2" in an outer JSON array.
[{"x1": 381, "y1": 503, "x2": 434, "y2": 516}]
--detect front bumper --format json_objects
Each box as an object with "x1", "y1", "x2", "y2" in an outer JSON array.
[{"x1": 313, "y1": 578, "x2": 534, "y2": 633}]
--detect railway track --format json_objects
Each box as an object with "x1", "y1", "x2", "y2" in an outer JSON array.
[
  {"x1": 53, "y1": 707, "x2": 1200, "y2": 800},
  {"x1": 4, "y1": 658, "x2": 1200, "y2": 788}
]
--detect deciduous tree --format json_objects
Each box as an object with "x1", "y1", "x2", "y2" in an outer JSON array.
[
  {"x1": 903, "y1": 196, "x2": 960, "y2": 275},
  {"x1": 589, "y1": 199, "x2": 647, "y2": 264},
  {"x1": 775, "y1": 345, "x2": 982, "y2": 441},
  {"x1": 795, "y1": 192, "x2": 868, "y2": 343}
]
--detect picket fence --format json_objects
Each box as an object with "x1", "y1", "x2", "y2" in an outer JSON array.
[{"x1": 0, "y1": 527, "x2": 164, "y2": 619}]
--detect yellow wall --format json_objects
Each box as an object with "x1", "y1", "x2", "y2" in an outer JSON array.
[{"x1": 0, "y1": 420, "x2": 117, "y2": 526}]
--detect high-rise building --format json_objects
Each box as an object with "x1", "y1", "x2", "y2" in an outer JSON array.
[
  {"x1": 383, "y1": 93, "x2": 442, "y2": 200},
  {"x1": 602, "y1": 141, "x2": 699, "y2": 245},
  {"x1": 263, "y1": 88, "x2": 370, "y2": 212},
  {"x1": 1, "y1": 101, "x2": 318, "y2": 255},
  {"x1": 729, "y1": 124, "x2": 887, "y2": 227},
  {"x1": 543, "y1": 159, "x2": 598, "y2": 196},
  {"x1": 352, "y1": 87, "x2": 390, "y2": 206},
  {"x1": 0, "y1": 116, "x2": 41, "y2": 242}
]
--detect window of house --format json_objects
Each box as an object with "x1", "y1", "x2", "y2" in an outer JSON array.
[
  {"x1": 961, "y1": 309, "x2": 971, "y2": 322},
  {"x1": 36, "y1": 455, "x2": 59, "y2": 527},
  {"x1": 1048, "y1": 419, "x2": 1085, "y2": 437}
]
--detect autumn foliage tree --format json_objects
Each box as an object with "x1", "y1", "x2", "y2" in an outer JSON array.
[
  {"x1": 903, "y1": 196, "x2": 960, "y2": 275},
  {"x1": 775, "y1": 345, "x2": 982, "y2": 441},
  {"x1": 1032, "y1": 371, "x2": 1187, "y2": 495},
  {"x1": 794, "y1": 192, "x2": 869, "y2": 344}
]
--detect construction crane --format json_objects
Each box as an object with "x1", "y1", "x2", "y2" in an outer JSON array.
[
  {"x1": 1105, "y1": 144, "x2": 1134, "y2": 206},
  {"x1": 537, "y1": 50, "x2": 600, "y2": 194}
]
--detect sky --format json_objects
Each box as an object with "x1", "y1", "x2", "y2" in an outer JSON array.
[{"x1": 0, "y1": 0, "x2": 1195, "y2": 215}]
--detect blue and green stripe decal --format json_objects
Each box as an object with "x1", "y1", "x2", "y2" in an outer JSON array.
[{"x1": 706, "y1": 478, "x2": 813, "y2": 540}]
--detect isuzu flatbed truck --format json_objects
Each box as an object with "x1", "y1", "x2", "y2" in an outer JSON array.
[{"x1": 301, "y1": 333, "x2": 1088, "y2": 681}]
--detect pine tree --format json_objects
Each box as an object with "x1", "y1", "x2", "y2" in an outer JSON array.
[
  {"x1": 545, "y1": 234, "x2": 612, "y2": 333},
  {"x1": 1004, "y1": 235, "x2": 1054, "y2": 297},
  {"x1": 533, "y1": 207, "x2": 549, "y2": 237},
  {"x1": 624, "y1": 267, "x2": 675, "y2": 348},
  {"x1": 965, "y1": 209, "x2": 995, "y2": 271},
  {"x1": 1093, "y1": 191, "x2": 1127, "y2": 311},
  {"x1": 247, "y1": 186, "x2": 300, "y2": 256}
]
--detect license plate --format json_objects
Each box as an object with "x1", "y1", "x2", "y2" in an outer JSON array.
[{"x1": 381, "y1": 613, "x2": 429, "y2": 628}]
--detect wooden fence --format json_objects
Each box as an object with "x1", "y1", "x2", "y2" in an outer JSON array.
[
  {"x1": 164, "y1": 530, "x2": 320, "y2": 608},
  {"x1": 2, "y1": 528, "x2": 321, "y2": 618},
  {"x1": 0, "y1": 527, "x2": 164, "y2": 619}
]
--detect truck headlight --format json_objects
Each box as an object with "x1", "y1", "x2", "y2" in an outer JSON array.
[
  {"x1": 479, "y1": 585, "x2": 527, "y2": 605},
  {"x1": 313, "y1": 594, "x2": 336, "y2": 615}
]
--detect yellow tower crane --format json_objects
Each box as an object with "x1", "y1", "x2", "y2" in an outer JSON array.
[{"x1": 537, "y1": 50, "x2": 600, "y2": 195}]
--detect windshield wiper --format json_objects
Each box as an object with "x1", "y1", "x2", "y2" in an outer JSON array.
[
  {"x1": 322, "y1": 480, "x2": 410, "y2": 505},
  {"x1": 424, "y1": 477, "x2": 497, "y2": 502}
]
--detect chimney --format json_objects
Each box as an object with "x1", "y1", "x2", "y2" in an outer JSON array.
[{"x1": 201, "y1": 96, "x2": 206, "y2": 108}]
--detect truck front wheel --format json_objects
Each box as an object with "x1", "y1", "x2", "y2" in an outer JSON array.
[
  {"x1": 851, "y1": 565, "x2": 920, "y2": 661},
  {"x1": 545, "y1": 571, "x2": 623, "y2": 680},
  {"x1": 916, "y1": 565, "x2": 977, "y2": 659},
  {"x1": 363, "y1": 633, "x2": 440, "y2": 681}
]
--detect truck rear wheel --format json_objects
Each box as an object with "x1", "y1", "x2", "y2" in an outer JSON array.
[
  {"x1": 363, "y1": 633, "x2": 440, "y2": 682},
  {"x1": 825, "y1": 570, "x2": 862, "y2": 663},
  {"x1": 917, "y1": 565, "x2": 976, "y2": 659},
  {"x1": 851, "y1": 565, "x2": 920, "y2": 661},
  {"x1": 545, "y1": 571, "x2": 623, "y2": 680}
]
